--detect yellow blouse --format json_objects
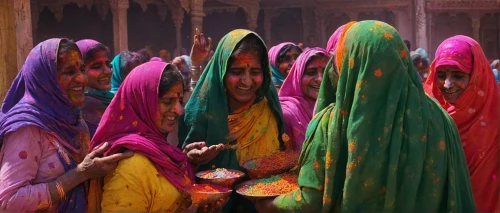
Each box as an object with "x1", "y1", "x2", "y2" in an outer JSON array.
[{"x1": 101, "y1": 153, "x2": 186, "y2": 212}]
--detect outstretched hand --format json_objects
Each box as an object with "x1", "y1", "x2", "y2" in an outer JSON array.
[{"x1": 190, "y1": 28, "x2": 212, "y2": 66}]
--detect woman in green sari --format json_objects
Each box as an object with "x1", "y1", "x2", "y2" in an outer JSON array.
[{"x1": 256, "y1": 20, "x2": 475, "y2": 212}]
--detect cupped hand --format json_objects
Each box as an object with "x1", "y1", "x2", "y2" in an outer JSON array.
[
  {"x1": 77, "y1": 142, "x2": 134, "y2": 180},
  {"x1": 190, "y1": 28, "x2": 212, "y2": 66},
  {"x1": 184, "y1": 142, "x2": 224, "y2": 165}
]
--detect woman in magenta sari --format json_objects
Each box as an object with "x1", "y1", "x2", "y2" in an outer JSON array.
[
  {"x1": 269, "y1": 42, "x2": 303, "y2": 91},
  {"x1": 76, "y1": 39, "x2": 113, "y2": 138},
  {"x1": 0, "y1": 38, "x2": 131, "y2": 212},
  {"x1": 279, "y1": 48, "x2": 330, "y2": 149}
]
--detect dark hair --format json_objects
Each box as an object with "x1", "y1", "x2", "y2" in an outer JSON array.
[
  {"x1": 159, "y1": 64, "x2": 183, "y2": 98},
  {"x1": 57, "y1": 39, "x2": 81, "y2": 67},
  {"x1": 137, "y1": 48, "x2": 153, "y2": 62},
  {"x1": 404, "y1": 40, "x2": 411, "y2": 50},
  {"x1": 120, "y1": 51, "x2": 143, "y2": 74},
  {"x1": 228, "y1": 34, "x2": 266, "y2": 67},
  {"x1": 84, "y1": 43, "x2": 110, "y2": 63},
  {"x1": 277, "y1": 44, "x2": 303, "y2": 63}
]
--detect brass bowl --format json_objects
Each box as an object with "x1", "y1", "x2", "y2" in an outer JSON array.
[
  {"x1": 241, "y1": 151, "x2": 300, "y2": 179},
  {"x1": 189, "y1": 184, "x2": 232, "y2": 206},
  {"x1": 196, "y1": 168, "x2": 246, "y2": 188}
]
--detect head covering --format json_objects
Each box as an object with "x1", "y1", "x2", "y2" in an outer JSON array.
[
  {"x1": 279, "y1": 47, "x2": 330, "y2": 149},
  {"x1": 90, "y1": 61, "x2": 194, "y2": 191},
  {"x1": 273, "y1": 21, "x2": 475, "y2": 212},
  {"x1": 178, "y1": 29, "x2": 286, "y2": 171},
  {"x1": 326, "y1": 24, "x2": 347, "y2": 54},
  {"x1": 491, "y1": 60, "x2": 500, "y2": 82},
  {"x1": 150, "y1": 57, "x2": 162, "y2": 62},
  {"x1": 110, "y1": 53, "x2": 123, "y2": 94},
  {"x1": 268, "y1": 42, "x2": 298, "y2": 88},
  {"x1": 76, "y1": 39, "x2": 114, "y2": 137},
  {"x1": 0, "y1": 38, "x2": 88, "y2": 212},
  {"x1": 424, "y1": 35, "x2": 499, "y2": 212}
]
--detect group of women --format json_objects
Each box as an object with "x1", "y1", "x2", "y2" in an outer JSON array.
[{"x1": 0, "y1": 20, "x2": 497, "y2": 213}]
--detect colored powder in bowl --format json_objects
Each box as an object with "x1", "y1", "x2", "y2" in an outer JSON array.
[
  {"x1": 237, "y1": 175, "x2": 298, "y2": 197},
  {"x1": 189, "y1": 184, "x2": 231, "y2": 204},
  {"x1": 243, "y1": 151, "x2": 300, "y2": 178},
  {"x1": 199, "y1": 168, "x2": 241, "y2": 179}
]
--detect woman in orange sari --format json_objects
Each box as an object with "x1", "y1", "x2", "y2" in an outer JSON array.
[{"x1": 424, "y1": 35, "x2": 499, "y2": 212}]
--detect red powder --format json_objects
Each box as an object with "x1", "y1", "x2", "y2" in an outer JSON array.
[
  {"x1": 189, "y1": 184, "x2": 231, "y2": 204},
  {"x1": 199, "y1": 168, "x2": 242, "y2": 179},
  {"x1": 243, "y1": 151, "x2": 300, "y2": 179}
]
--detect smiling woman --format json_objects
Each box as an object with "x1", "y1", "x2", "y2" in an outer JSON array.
[
  {"x1": 268, "y1": 42, "x2": 303, "y2": 91},
  {"x1": 76, "y1": 39, "x2": 113, "y2": 137},
  {"x1": 278, "y1": 47, "x2": 330, "y2": 150}
]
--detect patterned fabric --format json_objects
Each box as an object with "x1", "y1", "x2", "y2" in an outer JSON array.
[
  {"x1": 268, "y1": 42, "x2": 297, "y2": 88},
  {"x1": 178, "y1": 29, "x2": 286, "y2": 172},
  {"x1": 279, "y1": 47, "x2": 330, "y2": 150},
  {"x1": 273, "y1": 20, "x2": 475, "y2": 212},
  {"x1": 76, "y1": 39, "x2": 114, "y2": 138},
  {"x1": 424, "y1": 35, "x2": 499, "y2": 212},
  {"x1": 0, "y1": 38, "x2": 89, "y2": 213},
  {"x1": 90, "y1": 62, "x2": 194, "y2": 192}
]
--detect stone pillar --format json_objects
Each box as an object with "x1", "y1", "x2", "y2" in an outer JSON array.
[
  {"x1": 14, "y1": 0, "x2": 33, "y2": 70},
  {"x1": 395, "y1": 8, "x2": 412, "y2": 45},
  {"x1": 245, "y1": 6, "x2": 259, "y2": 31},
  {"x1": 263, "y1": 9, "x2": 273, "y2": 45},
  {"x1": 190, "y1": 0, "x2": 204, "y2": 42},
  {"x1": 110, "y1": 0, "x2": 129, "y2": 55},
  {"x1": 471, "y1": 12, "x2": 481, "y2": 42},
  {"x1": 172, "y1": 8, "x2": 184, "y2": 56},
  {"x1": 0, "y1": 0, "x2": 18, "y2": 101},
  {"x1": 415, "y1": 0, "x2": 428, "y2": 51}
]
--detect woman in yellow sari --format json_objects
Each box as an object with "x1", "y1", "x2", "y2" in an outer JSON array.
[{"x1": 179, "y1": 29, "x2": 288, "y2": 212}]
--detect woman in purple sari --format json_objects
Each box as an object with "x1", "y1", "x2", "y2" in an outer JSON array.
[
  {"x1": 0, "y1": 38, "x2": 132, "y2": 212},
  {"x1": 269, "y1": 42, "x2": 303, "y2": 92},
  {"x1": 279, "y1": 48, "x2": 330, "y2": 150},
  {"x1": 76, "y1": 39, "x2": 113, "y2": 138}
]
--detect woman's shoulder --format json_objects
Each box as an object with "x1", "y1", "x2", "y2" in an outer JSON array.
[{"x1": 114, "y1": 153, "x2": 156, "y2": 174}]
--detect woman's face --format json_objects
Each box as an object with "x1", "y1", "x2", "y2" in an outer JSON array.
[
  {"x1": 301, "y1": 55, "x2": 328, "y2": 104},
  {"x1": 435, "y1": 65, "x2": 470, "y2": 104},
  {"x1": 85, "y1": 50, "x2": 111, "y2": 91},
  {"x1": 224, "y1": 51, "x2": 264, "y2": 111},
  {"x1": 278, "y1": 47, "x2": 301, "y2": 77},
  {"x1": 157, "y1": 82, "x2": 184, "y2": 136},
  {"x1": 57, "y1": 50, "x2": 88, "y2": 107}
]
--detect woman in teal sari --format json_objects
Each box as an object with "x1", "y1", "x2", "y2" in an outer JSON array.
[
  {"x1": 110, "y1": 51, "x2": 143, "y2": 94},
  {"x1": 256, "y1": 21, "x2": 475, "y2": 212},
  {"x1": 179, "y1": 29, "x2": 288, "y2": 212}
]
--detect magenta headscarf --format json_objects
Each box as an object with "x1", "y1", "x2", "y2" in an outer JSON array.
[
  {"x1": 76, "y1": 39, "x2": 101, "y2": 60},
  {"x1": 278, "y1": 47, "x2": 330, "y2": 149},
  {"x1": 432, "y1": 37, "x2": 473, "y2": 74},
  {"x1": 89, "y1": 61, "x2": 194, "y2": 191},
  {"x1": 326, "y1": 24, "x2": 347, "y2": 55}
]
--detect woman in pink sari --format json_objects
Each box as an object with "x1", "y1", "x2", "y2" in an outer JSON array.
[
  {"x1": 279, "y1": 48, "x2": 330, "y2": 150},
  {"x1": 424, "y1": 35, "x2": 499, "y2": 212}
]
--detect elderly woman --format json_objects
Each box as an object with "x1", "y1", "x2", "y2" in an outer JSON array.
[
  {"x1": 110, "y1": 51, "x2": 143, "y2": 94},
  {"x1": 269, "y1": 42, "x2": 303, "y2": 91},
  {"x1": 256, "y1": 21, "x2": 475, "y2": 212},
  {"x1": 279, "y1": 48, "x2": 330, "y2": 150},
  {"x1": 76, "y1": 39, "x2": 113, "y2": 137},
  {"x1": 0, "y1": 38, "x2": 132, "y2": 212},
  {"x1": 91, "y1": 62, "x2": 202, "y2": 212},
  {"x1": 424, "y1": 35, "x2": 499, "y2": 212}
]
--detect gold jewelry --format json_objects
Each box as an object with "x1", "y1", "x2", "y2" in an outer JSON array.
[{"x1": 55, "y1": 180, "x2": 65, "y2": 200}]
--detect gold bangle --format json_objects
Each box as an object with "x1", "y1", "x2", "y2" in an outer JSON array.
[{"x1": 55, "y1": 180, "x2": 65, "y2": 200}]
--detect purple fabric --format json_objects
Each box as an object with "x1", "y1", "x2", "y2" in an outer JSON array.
[
  {"x1": 434, "y1": 37, "x2": 473, "y2": 74},
  {"x1": 89, "y1": 61, "x2": 194, "y2": 191},
  {"x1": 0, "y1": 38, "x2": 88, "y2": 154},
  {"x1": 268, "y1": 42, "x2": 295, "y2": 67},
  {"x1": 279, "y1": 47, "x2": 330, "y2": 149},
  {"x1": 76, "y1": 39, "x2": 100, "y2": 60},
  {"x1": 326, "y1": 24, "x2": 347, "y2": 55}
]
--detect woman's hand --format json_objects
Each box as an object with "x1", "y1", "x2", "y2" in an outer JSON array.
[
  {"x1": 255, "y1": 198, "x2": 279, "y2": 213},
  {"x1": 184, "y1": 142, "x2": 224, "y2": 165},
  {"x1": 190, "y1": 28, "x2": 212, "y2": 67},
  {"x1": 77, "y1": 142, "x2": 134, "y2": 180}
]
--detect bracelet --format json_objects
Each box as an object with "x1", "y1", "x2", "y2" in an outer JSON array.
[
  {"x1": 54, "y1": 180, "x2": 65, "y2": 200},
  {"x1": 190, "y1": 79, "x2": 198, "y2": 88}
]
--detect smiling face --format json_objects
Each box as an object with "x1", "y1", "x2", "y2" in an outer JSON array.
[
  {"x1": 85, "y1": 49, "x2": 111, "y2": 91},
  {"x1": 57, "y1": 50, "x2": 88, "y2": 108},
  {"x1": 156, "y1": 82, "x2": 184, "y2": 136},
  {"x1": 224, "y1": 51, "x2": 264, "y2": 112},
  {"x1": 301, "y1": 55, "x2": 328, "y2": 104},
  {"x1": 278, "y1": 47, "x2": 301, "y2": 77},
  {"x1": 435, "y1": 65, "x2": 470, "y2": 104}
]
